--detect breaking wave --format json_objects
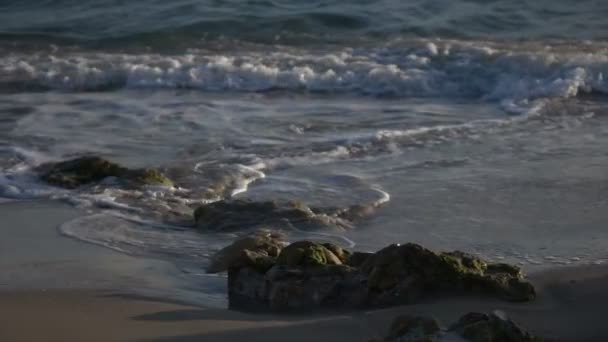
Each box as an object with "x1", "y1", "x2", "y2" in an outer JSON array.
[{"x1": 2, "y1": 40, "x2": 607, "y2": 109}]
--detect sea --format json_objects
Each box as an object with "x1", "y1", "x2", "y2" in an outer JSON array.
[{"x1": 1, "y1": 0, "x2": 608, "y2": 304}]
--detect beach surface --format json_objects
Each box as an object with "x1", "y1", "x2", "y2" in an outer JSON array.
[
  {"x1": 1, "y1": 200, "x2": 607, "y2": 342},
  {"x1": 2, "y1": 269, "x2": 608, "y2": 342}
]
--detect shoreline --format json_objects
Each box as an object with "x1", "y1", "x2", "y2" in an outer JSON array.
[
  {"x1": 2, "y1": 265, "x2": 608, "y2": 341},
  {"x1": 0, "y1": 199, "x2": 226, "y2": 307},
  {"x1": 1, "y1": 199, "x2": 607, "y2": 341}
]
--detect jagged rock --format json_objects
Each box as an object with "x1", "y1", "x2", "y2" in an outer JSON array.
[
  {"x1": 226, "y1": 241, "x2": 536, "y2": 312},
  {"x1": 384, "y1": 315, "x2": 442, "y2": 342},
  {"x1": 36, "y1": 156, "x2": 173, "y2": 188},
  {"x1": 449, "y1": 311, "x2": 542, "y2": 342},
  {"x1": 193, "y1": 199, "x2": 349, "y2": 232},
  {"x1": 207, "y1": 232, "x2": 285, "y2": 273}
]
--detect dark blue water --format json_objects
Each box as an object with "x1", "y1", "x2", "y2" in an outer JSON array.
[{"x1": 1, "y1": 0, "x2": 608, "y2": 49}]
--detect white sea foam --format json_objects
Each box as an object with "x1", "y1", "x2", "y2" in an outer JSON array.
[{"x1": 3, "y1": 40, "x2": 608, "y2": 108}]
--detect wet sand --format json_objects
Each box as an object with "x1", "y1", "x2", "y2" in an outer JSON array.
[{"x1": 1, "y1": 200, "x2": 607, "y2": 341}]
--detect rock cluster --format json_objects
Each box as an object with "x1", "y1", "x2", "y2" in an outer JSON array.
[
  {"x1": 208, "y1": 238, "x2": 536, "y2": 311},
  {"x1": 378, "y1": 311, "x2": 541, "y2": 342},
  {"x1": 36, "y1": 156, "x2": 173, "y2": 188}
]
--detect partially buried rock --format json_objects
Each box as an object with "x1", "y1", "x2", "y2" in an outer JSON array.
[
  {"x1": 207, "y1": 232, "x2": 286, "y2": 273},
  {"x1": 193, "y1": 199, "x2": 348, "y2": 232},
  {"x1": 226, "y1": 241, "x2": 536, "y2": 312},
  {"x1": 379, "y1": 311, "x2": 541, "y2": 342},
  {"x1": 36, "y1": 156, "x2": 173, "y2": 188},
  {"x1": 384, "y1": 315, "x2": 442, "y2": 342},
  {"x1": 448, "y1": 311, "x2": 542, "y2": 342}
]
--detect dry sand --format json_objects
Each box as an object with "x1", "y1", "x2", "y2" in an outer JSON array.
[{"x1": 1, "y1": 200, "x2": 607, "y2": 341}]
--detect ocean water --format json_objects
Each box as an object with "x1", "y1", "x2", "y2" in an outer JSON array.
[{"x1": 1, "y1": 0, "x2": 608, "y2": 298}]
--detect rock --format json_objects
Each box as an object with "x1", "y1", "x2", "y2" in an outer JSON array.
[
  {"x1": 126, "y1": 168, "x2": 174, "y2": 187},
  {"x1": 338, "y1": 203, "x2": 377, "y2": 221},
  {"x1": 267, "y1": 264, "x2": 357, "y2": 311},
  {"x1": 322, "y1": 243, "x2": 352, "y2": 262},
  {"x1": 228, "y1": 266, "x2": 269, "y2": 311},
  {"x1": 486, "y1": 263, "x2": 523, "y2": 278},
  {"x1": 449, "y1": 311, "x2": 541, "y2": 342},
  {"x1": 345, "y1": 251, "x2": 374, "y2": 267},
  {"x1": 359, "y1": 244, "x2": 535, "y2": 305},
  {"x1": 384, "y1": 315, "x2": 442, "y2": 342},
  {"x1": 379, "y1": 311, "x2": 541, "y2": 342},
  {"x1": 194, "y1": 199, "x2": 349, "y2": 232},
  {"x1": 276, "y1": 241, "x2": 343, "y2": 267},
  {"x1": 36, "y1": 156, "x2": 173, "y2": 188},
  {"x1": 226, "y1": 241, "x2": 536, "y2": 312},
  {"x1": 207, "y1": 232, "x2": 285, "y2": 273},
  {"x1": 229, "y1": 263, "x2": 361, "y2": 311}
]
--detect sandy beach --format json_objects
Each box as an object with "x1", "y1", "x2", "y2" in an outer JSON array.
[
  {"x1": 2, "y1": 269, "x2": 608, "y2": 342},
  {"x1": 0, "y1": 200, "x2": 606, "y2": 342}
]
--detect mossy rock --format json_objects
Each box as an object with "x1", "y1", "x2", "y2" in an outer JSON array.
[
  {"x1": 481, "y1": 274, "x2": 536, "y2": 302},
  {"x1": 207, "y1": 233, "x2": 285, "y2": 273},
  {"x1": 127, "y1": 168, "x2": 174, "y2": 187},
  {"x1": 276, "y1": 241, "x2": 343, "y2": 267},
  {"x1": 358, "y1": 243, "x2": 534, "y2": 302},
  {"x1": 36, "y1": 156, "x2": 173, "y2": 188},
  {"x1": 486, "y1": 263, "x2": 523, "y2": 278},
  {"x1": 439, "y1": 251, "x2": 487, "y2": 276},
  {"x1": 322, "y1": 243, "x2": 352, "y2": 262},
  {"x1": 233, "y1": 249, "x2": 277, "y2": 273},
  {"x1": 37, "y1": 156, "x2": 126, "y2": 188},
  {"x1": 226, "y1": 240, "x2": 536, "y2": 312}
]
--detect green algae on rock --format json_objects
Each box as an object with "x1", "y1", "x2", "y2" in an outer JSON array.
[
  {"x1": 276, "y1": 241, "x2": 344, "y2": 267},
  {"x1": 207, "y1": 232, "x2": 286, "y2": 273},
  {"x1": 126, "y1": 168, "x2": 174, "y2": 187},
  {"x1": 360, "y1": 243, "x2": 535, "y2": 304},
  {"x1": 36, "y1": 156, "x2": 173, "y2": 188},
  {"x1": 225, "y1": 241, "x2": 536, "y2": 311}
]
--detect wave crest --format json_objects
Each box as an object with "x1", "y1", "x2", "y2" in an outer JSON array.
[{"x1": 2, "y1": 40, "x2": 607, "y2": 105}]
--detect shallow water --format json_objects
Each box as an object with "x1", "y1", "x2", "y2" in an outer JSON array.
[{"x1": 1, "y1": 1, "x2": 608, "y2": 288}]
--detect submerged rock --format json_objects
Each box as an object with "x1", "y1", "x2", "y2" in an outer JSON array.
[
  {"x1": 226, "y1": 241, "x2": 535, "y2": 311},
  {"x1": 36, "y1": 156, "x2": 173, "y2": 188},
  {"x1": 379, "y1": 311, "x2": 541, "y2": 342},
  {"x1": 193, "y1": 199, "x2": 350, "y2": 232}
]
